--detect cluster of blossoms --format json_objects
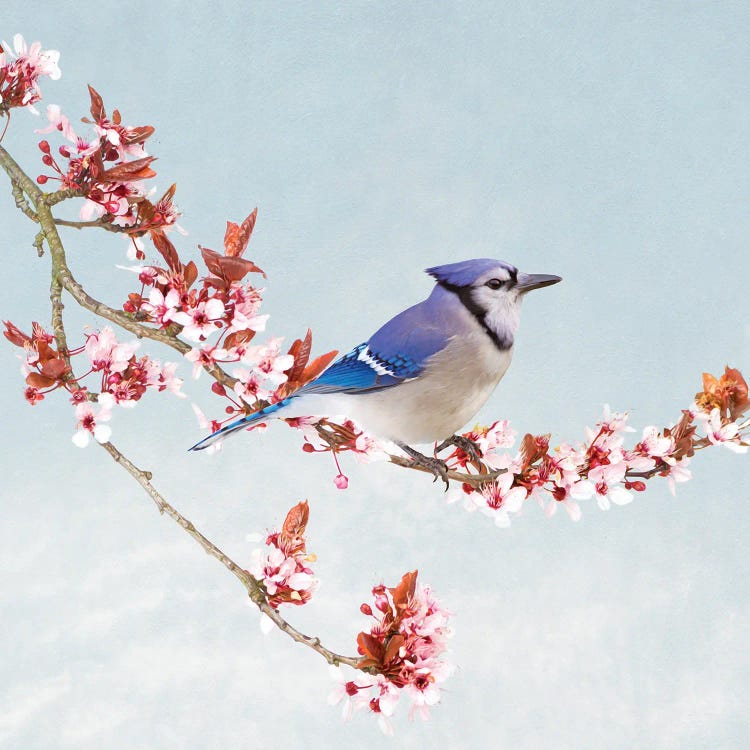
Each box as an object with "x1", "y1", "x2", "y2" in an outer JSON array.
[
  {"x1": 3, "y1": 320, "x2": 182, "y2": 446},
  {"x1": 329, "y1": 570, "x2": 453, "y2": 735},
  {"x1": 35, "y1": 85, "x2": 180, "y2": 236},
  {"x1": 248, "y1": 501, "x2": 318, "y2": 609},
  {"x1": 121, "y1": 211, "x2": 337, "y2": 440},
  {"x1": 436, "y1": 367, "x2": 749, "y2": 527},
  {"x1": 0, "y1": 34, "x2": 60, "y2": 113}
]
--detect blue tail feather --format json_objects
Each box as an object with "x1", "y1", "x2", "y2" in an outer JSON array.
[{"x1": 188, "y1": 397, "x2": 294, "y2": 451}]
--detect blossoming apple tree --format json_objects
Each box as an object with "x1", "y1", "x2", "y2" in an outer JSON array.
[{"x1": 1, "y1": 35, "x2": 748, "y2": 734}]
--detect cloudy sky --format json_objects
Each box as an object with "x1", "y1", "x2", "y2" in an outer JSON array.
[{"x1": 2, "y1": 2, "x2": 749, "y2": 747}]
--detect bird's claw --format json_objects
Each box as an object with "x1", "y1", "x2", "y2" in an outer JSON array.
[
  {"x1": 399, "y1": 444, "x2": 451, "y2": 490},
  {"x1": 436, "y1": 434, "x2": 483, "y2": 464}
]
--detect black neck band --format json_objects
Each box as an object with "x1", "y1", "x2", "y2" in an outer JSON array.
[{"x1": 438, "y1": 282, "x2": 513, "y2": 351}]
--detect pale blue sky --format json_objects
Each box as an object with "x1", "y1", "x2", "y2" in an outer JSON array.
[{"x1": 2, "y1": 2, "x2": 749, "y2": 748}]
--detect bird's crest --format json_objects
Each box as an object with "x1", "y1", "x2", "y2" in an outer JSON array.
[{"x1": 425, "y1": 258, "x2": 516, "y2": 287}]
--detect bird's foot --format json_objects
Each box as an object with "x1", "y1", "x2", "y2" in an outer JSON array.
[
  {"x1": 435, "y1": 434, "x2": 483, "y2": 464},
  {"x1": 398, "y1": 443, "x2": 450, "y2": 490}
]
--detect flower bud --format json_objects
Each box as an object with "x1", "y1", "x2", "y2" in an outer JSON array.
[
  {"x1": 38, "y1": 140, "x2": 50, "y2": 154},
  {"x1": 334, "y1": 473, "x2": 349, "y2": 490},
  {"x1": 36, "y1": 175, "x2": 48, "y2": 184}
]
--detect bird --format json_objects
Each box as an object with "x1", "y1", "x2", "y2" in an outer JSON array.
[{"x1": 190, "y1": 258, "x2": 561, "y2": 483}]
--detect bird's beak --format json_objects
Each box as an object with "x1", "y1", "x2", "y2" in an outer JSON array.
[{"x1": 515, "y1": 272, "x2": 562, "y2": 293}]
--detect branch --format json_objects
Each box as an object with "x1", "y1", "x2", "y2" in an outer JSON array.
[
  {"x1": 98, "y1": 439, "x2": 361, "y2": 668},
  {"x1": 54, "y1": 217, "x2": 129, "y2": 232},
  {"x1": 0, "y1": 144, "x2": 237, "y2": 389}
]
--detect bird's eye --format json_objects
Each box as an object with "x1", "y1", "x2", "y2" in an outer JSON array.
[{"x1": 485, "y1": 278, "x2": 503, "y2": 290}]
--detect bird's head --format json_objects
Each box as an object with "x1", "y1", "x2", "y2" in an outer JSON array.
[{"x1": 426, "y1": 258, "x2": 561, "y2": 349}]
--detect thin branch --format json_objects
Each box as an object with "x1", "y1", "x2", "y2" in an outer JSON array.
[
  {"x1": 98, "y1": 439, "x2": 361, "y2": 669},
  {"x1": 0, "y1": 144, "x2": 43, "y2": 203},
  {"x1": 11, "y1": 178, "x2": 38, "y2": 221},
  {"x1": 54, "y1": 217, "x2": 129, "y2": 232}
]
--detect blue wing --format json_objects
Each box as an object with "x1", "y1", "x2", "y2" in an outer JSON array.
[{"x1": 299, "y1": 296, "x2": 449, "y2": 396}]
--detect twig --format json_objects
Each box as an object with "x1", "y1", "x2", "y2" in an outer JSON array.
[
  {"x1": 98, "y1": 439, "x2": 361, "y2": 668},
  {"x1": 11, "y1": 178, "x2": 38, "y2": 221},
  {"x1": 54, "y1": 217, "x2": 129, "y2": 232}
]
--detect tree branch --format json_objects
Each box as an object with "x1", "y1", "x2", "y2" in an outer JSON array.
[
  {"x1": 54, "y1": 217, "x2": 129, "y2": 232},
  {"x1": 98, "y1": 439, "x2": 361, "y2": 668}
]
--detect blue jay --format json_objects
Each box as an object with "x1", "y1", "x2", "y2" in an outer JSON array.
[{"x1": 190, "y1": 258, "x2": 560, "y2": 482}]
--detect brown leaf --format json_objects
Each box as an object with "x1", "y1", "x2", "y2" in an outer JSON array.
[
  {"x1": 100, "y1": 156, "x2": 157, "y2": 182},
  {"x1": 183, "y1": 260, "x2": 198, "y2": 289},
  {"x1": 389, "y1": 570, "x2": 418, "y2": 615},
  {"x1": 281, "y1": 500, "x2": 310, "y2": 539},
  {"x1": 301, "y1": 350, "x2": 338, "y2": 385},
  {"x1": 356, "y1": 632, "x2": 384, "y2": 664},
  {"x1": 382, "y1": 634, "x2": 406, "y2": 666},
  {"x1": 122, "y1": 125, "x2": 155, "y2": 145},
  {"x1": 26, "y1": 372, "x2": 56, "y2": 388},
  {"x1": 150, "y1": 231, "x2": 182, "y2": 272},
  {"x1": 3, "y1": 321, "x2": 30, "y2": 347},
  {"x1": 224, "y1": 329, "x2": 256, "y2": 350},
  {"x1": 200, "y1": 246, "x2": 224, "y2": 278},
  {"x1": 224, "y1": 208, "x2": 258, "y2": 257},
  {"x1": 88, "y1": 84, "x2": 105, "y2": 121},
  {"x1": 284, "y1": 330, "x2": 313, "y2": 386},
  {"x1": 40, "y1": 357, "x2": 68, "y2": 379},
  {"x1": 217, "y1": 256, "x2": 265, "y2": 283}
]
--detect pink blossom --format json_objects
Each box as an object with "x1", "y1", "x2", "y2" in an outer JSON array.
[
  {"x1": 240, "y1": 339, "x2": 294, "y2": 387},
  {"x1": 143, "y1": 287, "x2": 181, "y2": 327},
  {"x1": 144, "y1": 359, "x2": 184, "y2": 397},
  {"x1": 327, "y1": 668, "x2": 376, "y2": 720},
  {"x1": 699, "y1": 408, "x2": 748, "y2": 454},
  {"x1": 227, "y1": 308, "x2": 268, "y2": 335},
  {"x1": 588, "y1": 462, "x2": 632, "y2": 510},
  {"x1": 172, "y1": 298, "x2": 225, "y2": 341},
  {"x1": 184, "y1": 346, "x2": 227, "y2": 379},
  {"x1": 84, "y1": 327, "x2": 139, "y2": 373},
  {"x1": 7, "y1": 34, "x2": 61, "y2": 82},
  {"x1": 0, "y1": 35, "x2": 61, "y2": 111},
  {"x1": 663, "y1": 456, "x2": 692, "y2": 495},
  {"x1": 475, "y1": 473, "x2": 527, "y2": 527},
  {"x1": 71, "y1": 396, "x2": 112, "y2": 447},
  {"x1": 232, "y1": 367, "x2": 271, "y2": 405}
]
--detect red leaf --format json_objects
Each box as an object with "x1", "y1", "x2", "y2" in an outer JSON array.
[
  {"x1": 200, "y1": 246, "x2": 225, "y2": 278},
  {"x1": 150, "y1": 231, "x2": 182, "y2": 272},
  {"x1": 40, "y1": 357, "x2": 68, "y2": 379},
  {"x1": 88, "y1": 84, "x2": 105, "y2": 121},
  {"x1": 224, "y1": 329, "x2": 255, "y2": 350},
  {"x1": 26, "y1": 372, "x2": 55, "y2": 388},
  {"x1": 356, "y1": 632, "x2": 385, "y2": 663},
  {"x1": 3, "y1": 321, "x2": 30, "y2": 347},
  {"x1": 301, "y1": 350, "x2": 338, "y2": 385},
  {"x1": 183, "y1": 260, "x2": 198, "y2": 289},
  {"x1": 281, "y1": 500, "x2": 309, "y2": 539},
  {"x1": 224, "y1": 208, "x2": 258, "y2": 257},
  {"x1": 389, "y1": 570, "x2": 418, "y2": 614},
  {"x1": 100, "y1": 156, "x2": 157, "y2": 182},
  {"x1": 285, "y1": 329, "x2": 313, "y2": 385},
  {"x1": 383, "y1": 634, "x2": 405, "y2": 666},
  {"x1": 122, "y1": 125, "x2": 155, "y2": 145},
  {"x1": 217, "y1": 256, "x2": 265, "y2": 283}
]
